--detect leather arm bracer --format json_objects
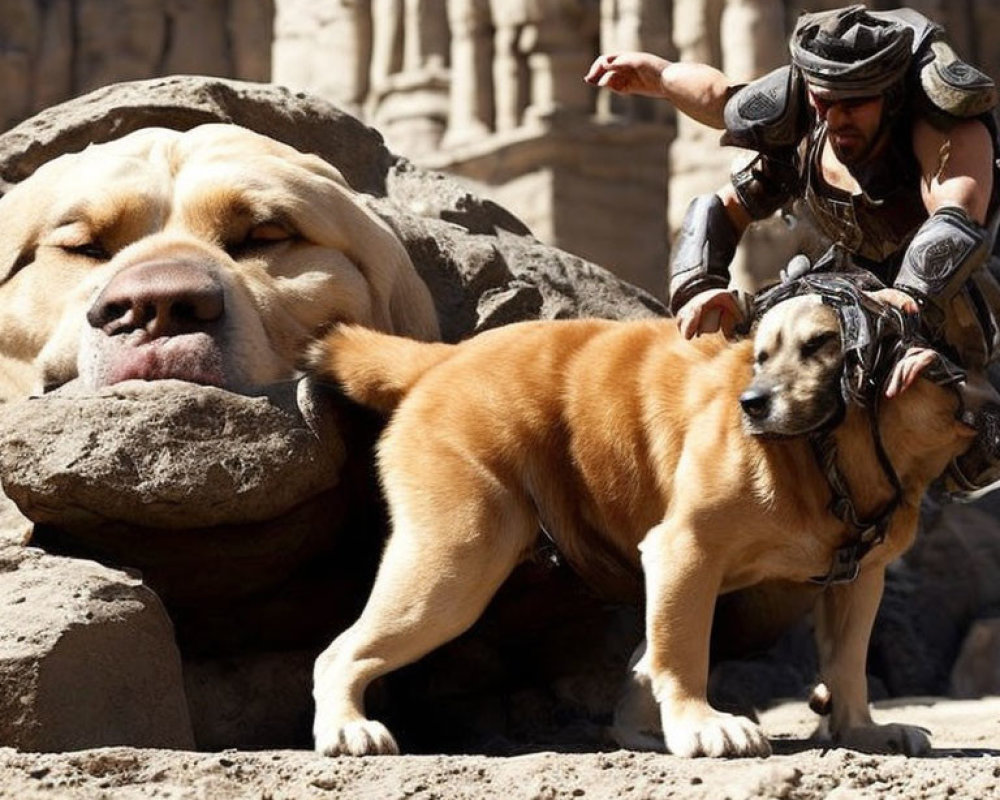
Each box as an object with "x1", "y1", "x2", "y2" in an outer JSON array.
[
  {"x1": 730, "y1": 151, "x2": 801, "y2": 221},
  {"x1": 668, "y1": 194, "x2": 740, "y2": 315},
  {"x1": 894, "y1": 205, "x2": 992, "y2": 306}
]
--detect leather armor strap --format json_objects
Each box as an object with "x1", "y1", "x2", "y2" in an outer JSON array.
[{"x1": 730, "y1": 152, "x2": 801, "y2": 221}]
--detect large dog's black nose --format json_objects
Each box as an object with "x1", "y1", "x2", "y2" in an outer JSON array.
[
  {"x1": 87, "y1": 260, "x2": 225, "y2": 338},
  {"x1": 739, "y1": 387, "x2": 772, "y2": 419}
]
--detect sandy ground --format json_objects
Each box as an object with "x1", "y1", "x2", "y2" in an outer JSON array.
[{"x1": 1, "y1": 698, "x2": 999, "y2": 800}]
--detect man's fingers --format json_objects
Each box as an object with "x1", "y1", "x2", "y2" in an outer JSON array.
[
  {"x1": 597, "y1": 72, "x2": 619, "y2": 89},
  {"x1": 678, "y1": 307, "x2": 699, "y2": 339},
  {"x1": 584, "y1": 54, "x2": 618, "y2": 84},
  {"x1": 700, "y1": 307, "x2": 722, "y2": 334},
  {"x1": 886, "y1": 347, "x2": 937, "y2": 397},
  {"x1": 676, "y1": 289, "x2": 745, "y2": 340},
  {"x1": 867, "y1": 287, "x2": 919, "y2": 315}
]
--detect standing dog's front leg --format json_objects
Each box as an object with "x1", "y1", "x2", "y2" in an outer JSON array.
[
  {"x1": 814, "y1": 566, "x2": 931, "y2": 755},
  {"x1": 640, "y1": 522, "x2": 771, "y2": 757}
]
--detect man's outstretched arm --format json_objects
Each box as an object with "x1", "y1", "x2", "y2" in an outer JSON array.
[{"x1": 584, "y1": 52, "x2": 734, "y2": 129}]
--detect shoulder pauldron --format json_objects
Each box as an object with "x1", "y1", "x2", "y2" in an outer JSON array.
[{"x1": 721, "y1": 65, "x2": 810, "y2": 152}]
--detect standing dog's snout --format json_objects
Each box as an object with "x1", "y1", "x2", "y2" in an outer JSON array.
[
  {"x1": 740, "y1": 386, "x2": 772, "y2": 420},
  {"x1": 87, "y1": 260, "x2": 225, "y2": 338}
]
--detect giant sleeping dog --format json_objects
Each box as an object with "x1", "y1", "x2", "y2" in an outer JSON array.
[
  {"x1": 0, "y1": 123, "x2": 438, "y2": 400},
  {"x1": 309, "y1": 285, "x2": 978, "y2": 758}
]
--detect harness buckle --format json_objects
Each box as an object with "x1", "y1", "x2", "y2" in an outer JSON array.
[{"x1": 810, "y1": 539, "x2": 868, "y2": 586}]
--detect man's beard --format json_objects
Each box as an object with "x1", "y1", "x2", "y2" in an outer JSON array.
[
  {"x1": 829, "y1": 128, "x2": 879, "y2": 165},
  {"x1": 829, "y1": 113, "x2": 892, "y2": 167}
]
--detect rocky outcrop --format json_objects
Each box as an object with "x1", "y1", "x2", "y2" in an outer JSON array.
[
  {"x1": 0, "y1": 379, "x2": 343, "y2": 531},
  {"x1": 0, "y1": 545, "x2": 192, "y2": 751}
]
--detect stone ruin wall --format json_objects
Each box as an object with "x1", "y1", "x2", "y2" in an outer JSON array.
[
  {"x1": 0, "y1": 0, "x2": 274, "y2": 129},
  {"x1": 2, "y1": 0, "x2": 1000, "y2": 295}
]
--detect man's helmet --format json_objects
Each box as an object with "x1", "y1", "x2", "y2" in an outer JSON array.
[{"x1": 790, "y1": 4, "x2": 913, "y2": 100}]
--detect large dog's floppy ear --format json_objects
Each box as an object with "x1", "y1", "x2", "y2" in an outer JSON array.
[
  {"x1": 292, "y1": 156, "x2": 440, "y2": 341},
  {"x1": 363, "y1": 205, "x2": 441, "y2": 342}
]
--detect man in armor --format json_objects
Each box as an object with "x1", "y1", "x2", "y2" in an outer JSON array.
[{"x1": 586, "y1": 4, "x2": 1000, "y2": 491}]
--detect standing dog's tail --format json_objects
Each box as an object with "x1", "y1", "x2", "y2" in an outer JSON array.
[{"x1": 307, "y1": 324, "x2": 455, "y2": 414}]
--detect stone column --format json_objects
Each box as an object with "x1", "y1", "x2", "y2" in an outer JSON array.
[
  {"x1": 443, "y1": 0, "x2": 493, "y2": 146},
  {"x1": 369, "y1": 0, "x2": 404, "y2": 101},
  {"x1": 402, "y1": 0, "x2": 449, "y2": 73},
  {"x1": 489, "y1": 0, "x2": 531, "y2": 132},
  {"x1": 720, "y1": 0, "x2": 785, "y2": 82},
  {"x1": 369, "y1": 0, "x2": 451, "y2": 155},
  {"x1": 597, "y1": 0, "x2": 672, "y2": 122},
  {"x1": 273, "y1": 0, "x2": 372, "y2": 117},
  {"x1": 521, "y1": 0, "x2": 600, "y2": 126},
  {"x1": 0, "y1": 0, "x2": 41, "y2": 130}
]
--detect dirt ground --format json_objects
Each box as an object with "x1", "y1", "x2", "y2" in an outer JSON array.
[{"x1": 1, "y1": 698, "x2": 998, "y2": 800}]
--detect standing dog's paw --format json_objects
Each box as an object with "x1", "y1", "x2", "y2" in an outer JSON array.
[
  {"x1": 315, "y1": 718, "x2": 400, "y2": 757},
  {"x1": 663, "y1": 711, "x2": 771, "y2": 758},
  {"x1": 831, "y1": 723, "x2": 931, "y2": 756}
]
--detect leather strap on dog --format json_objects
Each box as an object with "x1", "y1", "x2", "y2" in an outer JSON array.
[{"x1": 807, "y1": 414, "x2": 900, "y2": 585}]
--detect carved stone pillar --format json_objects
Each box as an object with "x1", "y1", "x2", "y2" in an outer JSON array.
[
  {"x1": 443, "y1": 0, "x2": 493, "y2": 146},
  {"x1": 273, "y1": 0, "x2": 371, "y2": 117},
  {"x1": 720, "y1": 0, "x2": 785, "y2": 81},
  {"x1": 521, "y1": 0, "x2": 600, "y2": 126},
  {"x1": 597, "y1": 0, "x2": 672, "y2": 122},
  {"x1": 368, "y1": 0, "x2": 451, "y2": 156},
  {"x1": 488, "y1": 0, "x2": 530, "y2": 132}
]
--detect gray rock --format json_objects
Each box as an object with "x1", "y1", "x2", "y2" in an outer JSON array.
[
  {"x1": 0, "y1": 378, "x2": 344, "y2": 530},
  {"x1": 0, "y1": 545, "x2": 193, "y2": 751},
  {"x1": 0, "y1": 493, "x2": 30, "y2": 547},
  {"x1": 950, "y1": 617, "x2": 1000, "y2": 698},
  {"x1": 0, "y1": 77, "x2": 382, "y2": 193}
]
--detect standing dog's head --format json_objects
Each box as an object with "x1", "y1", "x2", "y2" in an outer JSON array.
[
  {"x1": 0, "y1": 123, "x2": 439, "y2": 400},
  {"x1": 741, "y1": 294, "x2": 844, "y2": 437}
]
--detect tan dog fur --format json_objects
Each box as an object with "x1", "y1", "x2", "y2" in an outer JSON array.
[
  {"x1": 0, "y1": 123, "x2": 438, "y2": 399},
  {"x1": 309, "y1": 295, "x2": 974, "y2": 758}
]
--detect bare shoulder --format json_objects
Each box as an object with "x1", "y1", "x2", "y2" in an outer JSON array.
[
  {"x1": 911, "y1": 115, "x2": 994, "y2": 218},
  {"x1": 911, "y1": 115, "x2": 993, "y2": 175}
]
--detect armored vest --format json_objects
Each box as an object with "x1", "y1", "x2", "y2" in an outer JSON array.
[{"x1": 801, "y1": 118, "x2": 927, "y2": 278}]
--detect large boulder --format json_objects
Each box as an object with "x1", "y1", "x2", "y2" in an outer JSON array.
[{"x1": 0, "y1": 545, "x2": 192, "y2": 751}]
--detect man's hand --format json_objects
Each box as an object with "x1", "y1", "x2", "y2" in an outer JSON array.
[
  {"x1": 866, "y1": 287, "x2": 919, "y2": 315},
  {"x1": 675, "y1": 289, "x2": 745, "y2": 340},
  {"x1": 885, "y1": 346, "x2": 938, "y2": 398},
  {"x1": 584, "y1": 52, "x2": 670, "y2": 97}
]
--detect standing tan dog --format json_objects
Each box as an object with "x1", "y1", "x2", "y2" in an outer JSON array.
[{"x1": 309, "y1": 294, "x2": 974, "y2": 757}]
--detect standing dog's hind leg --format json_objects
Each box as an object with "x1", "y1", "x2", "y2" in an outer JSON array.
[
  {"x1": 814, "y1": 567, "x2": 931, "y2": 755},
  {"x1": 312, "y1": 471, "x2": 536, "y2": 756}
]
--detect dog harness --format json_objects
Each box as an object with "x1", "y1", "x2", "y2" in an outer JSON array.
[{"x1": 752, "y1": 274, "x2": 965, "y2": 584}]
